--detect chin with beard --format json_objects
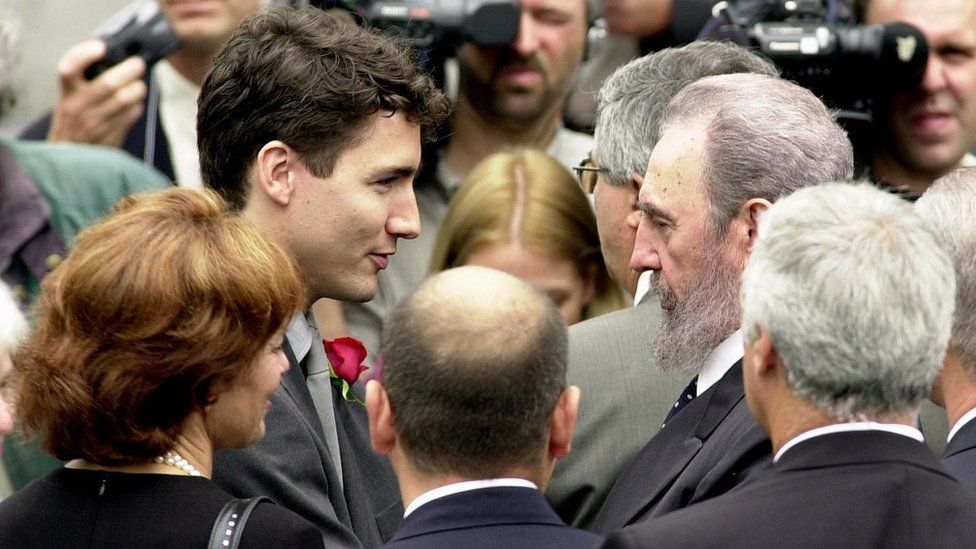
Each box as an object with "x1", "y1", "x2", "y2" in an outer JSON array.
[
  {"x1": 457, "y1": 51, "x2": 564, "y2": 126},
  {"x1": 651, "y1": 257, "x2": 742, "y2": 376}
]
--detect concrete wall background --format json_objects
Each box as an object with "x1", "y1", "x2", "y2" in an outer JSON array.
[{"x1": 2, "y1": 0, "x2": 132, "y2": 135}]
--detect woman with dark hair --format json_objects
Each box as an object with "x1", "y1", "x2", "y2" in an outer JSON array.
[{"x1": 0, "y1": 189, "x2": 323, "y2": 548}]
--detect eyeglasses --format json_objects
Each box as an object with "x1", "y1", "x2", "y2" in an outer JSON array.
[{"x1": 572, "y1": 157, "x2": 608, "y2": 194}]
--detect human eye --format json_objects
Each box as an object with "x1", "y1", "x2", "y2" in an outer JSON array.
[
  {"x1": 940, "y1": 44, "x2": 975, "y2": 64},
  {"x1": 534, "y1": 8, "x2": 572, "y2": 26}
]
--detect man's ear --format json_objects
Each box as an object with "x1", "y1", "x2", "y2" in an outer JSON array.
[
  {"x1": 365, "y1": 380, "x2": 396, "y2": 455},
  {"x1": 741, "y1": 198, "x2": 772, "y2": 252},
  {"x1": 750, "y1": 325, "x2": 782, "y2": 381},
  {"x1": 254, "y1": 140, "x2": 297, "y2": 207},
  {"x1": 549, "y1": 386, "x2": 580, "y2": 460}
]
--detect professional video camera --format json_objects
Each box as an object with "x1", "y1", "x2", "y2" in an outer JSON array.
[
  {"x1": 702, "y1": 0, "x2": 928, "y2": 162},
  {"x1": 311, "y1": 0, "x2": 519, "y2": 49},
  {"x1": 308, "y1": 0, "x2": 521, "y2": 85}
]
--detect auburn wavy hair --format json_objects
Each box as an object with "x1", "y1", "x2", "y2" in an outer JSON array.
[{"x1": 13, "y1": 188, "x2": 303, "y2": 465}]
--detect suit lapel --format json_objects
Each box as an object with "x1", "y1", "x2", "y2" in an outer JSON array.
[
  {"x1": 333, "y1": 381, "x2": 403, "y2": 544},
  {"x1": 279, "y1": 339, "x2": 327, "y2": 437},
  {"x1": 279, "y1": 337, "x2": 355, "y2": 528},
  {"x1": 944, "y1": 418, "x2": 976, "y2": 460},
  {"x1": 595, "y1": 360, "x2": 746, "y2": 530}
]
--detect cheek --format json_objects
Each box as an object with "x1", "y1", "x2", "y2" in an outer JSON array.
[{"x1": 949, "y1": 68, "x2": 976, "y2": 108}]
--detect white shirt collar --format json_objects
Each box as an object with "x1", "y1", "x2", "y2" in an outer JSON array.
[
  {"x1": 948, "y1": 406, "x2": 976, "y2": 443},
  {"x1": 403, "y1": 478, "x2": 538, "y2": 518},
  {"x1": 285, "y1": 312, "x2": 313, "y2": 363},
  {"x1": 696, "y1": 329, "x2": 744, "y2": 397},
  {"x1": 774, "y1": 421, "x2": 924, "y2": 462},
  {"x1": 633, "y1": 271, "x2": 652, "y2": 306}
]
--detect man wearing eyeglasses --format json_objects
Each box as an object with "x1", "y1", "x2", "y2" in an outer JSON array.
[{"x1": 547, "y1": 41, "x2": 778, "y2": 530}]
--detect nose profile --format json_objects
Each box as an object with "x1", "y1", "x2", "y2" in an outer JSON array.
[
  {"x1": 630, "y1": 218, "x2": 662, "y2": 274},
  {"x1": 389, "y1": 188, "x2": 421, "y2": 241}
]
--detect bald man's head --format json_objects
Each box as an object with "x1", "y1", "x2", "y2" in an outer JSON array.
[{"x1": 381, "y1": 266, "x2": 568, "y2": 478}]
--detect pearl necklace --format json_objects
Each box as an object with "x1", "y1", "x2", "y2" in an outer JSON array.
[{"x1": 154, "y1": 450, "x2": 202, "y2": 477}]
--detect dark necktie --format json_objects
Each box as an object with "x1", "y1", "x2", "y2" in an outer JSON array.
[{"x1": 662, "y1": 376, "x2": 698, "y2": 427}]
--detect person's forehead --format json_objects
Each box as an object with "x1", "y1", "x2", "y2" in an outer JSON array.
[
  {"x1": 519, "y1": 0, "x2": 586, "y2": 16},
  {"x1": 643, "y1": 123, "x2": 706, "y2": 197},
  {"x1": 867, "y1": 0, "x2": 976, "y2": 35}
]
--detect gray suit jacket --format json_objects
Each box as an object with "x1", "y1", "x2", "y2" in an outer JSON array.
[
  {"x1": 545, "y1": 297, "x2": 686, "y2": 529},
  {"x1": 213, "y1": 339, "x2": 402, "y2": 548}
]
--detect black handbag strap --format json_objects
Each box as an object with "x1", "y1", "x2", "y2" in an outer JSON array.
[{"x1": 208, "y1": 496, "x2": 272, "y2": 549}]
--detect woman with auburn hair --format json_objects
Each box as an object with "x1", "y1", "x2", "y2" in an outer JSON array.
[
  {"x1": 430, "y1": 149, "x2": 626, "y2": 325},
  {"x1": 0, "y1": 189, "x2": 323, "y2": 548}
]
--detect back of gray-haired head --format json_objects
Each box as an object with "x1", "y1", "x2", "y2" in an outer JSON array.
[
  {"x1": 742, "y1": 182, "x2": 955, "y2": 421},
  {"x1": 594, "y1": 41, "x2": 777, "y2": 186},
  {"x1": 916, "y1": 167, "x2": 976, "y2": 374},
  {"x1": 661, "y1": 72, "x2": 854, "y2": 233}
]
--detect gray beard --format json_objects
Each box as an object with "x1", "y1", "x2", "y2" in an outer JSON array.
[{"x1": 651, "y1": 258, "x2": 742, "y2": 376}]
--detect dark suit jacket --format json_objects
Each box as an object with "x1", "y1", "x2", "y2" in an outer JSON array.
[
  {"x1": 603, "y1": 431, "x2": 976, "y2": 549},
  {"x1": 383, "y1": 486, "x2": 603, "y2": 549},
  {"x1": 213, "y1": 338, "x2": 402, "y2": 548},
  {"x1": 944, "y1": 415, "x2": 976, "y2": 492},
  {"x1": 591, "y1": 361, "x2": 771, "y2": 532}
]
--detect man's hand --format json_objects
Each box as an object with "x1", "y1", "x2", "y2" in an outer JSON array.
[
  {"x1": 604, "y1": 0, "x2": 673, "y2": 39},
  {"x1": 47, "y1": 39, "x2": 148, "y2": 148}
]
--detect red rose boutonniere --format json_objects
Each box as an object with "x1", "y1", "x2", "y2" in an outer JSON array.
[{"x1": 323, "y1": 337, "x2": 369, "y2": 403}]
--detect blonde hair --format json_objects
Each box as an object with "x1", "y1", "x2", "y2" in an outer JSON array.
[{"x1": 430, "y1": 149, "x2": 626, "y2": 320}]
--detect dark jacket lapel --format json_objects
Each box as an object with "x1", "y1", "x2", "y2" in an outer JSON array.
[
  {"x1": 944, "y1": 418, "x2": 976, "y2": 459},
  {"x1": 594, "y1": 360, "x2": 746, "y2": 531},
  {"x1": 279, "y1": 338, "x2": 354, "y2": 528},
  {"x1": 333, "y1": 381, "x2": 403, "y2": 544}
]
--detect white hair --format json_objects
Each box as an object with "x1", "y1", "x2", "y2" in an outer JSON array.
[
  {"x1": 916, "y1": 167, "x2": 976, "y2": 373},
  {"x1": 742, "y1": 182, "x2": 955, "y2": 420}
]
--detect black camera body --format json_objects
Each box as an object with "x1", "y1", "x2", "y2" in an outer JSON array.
[
  {"x1": 313, "y1": 0, "x2": 521, "y2": 50},
  {"x1": 703, "y1": 0, "x2": 929, "y2": 168},
  {"x1": 84, "y1": 1, "x2": 181, "y2": 81},
  {"x1": 706, "y1": 1, "x2": 927, "y2": 114}
]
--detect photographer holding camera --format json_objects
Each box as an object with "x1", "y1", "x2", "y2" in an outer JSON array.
[
  {"x1": 704, "y1": 0, "x2": 976, "y2": 199},
  {"x1": 859, "y1": 0, "x2": 976, "y2": 198},
  {"x1": 19, "y1": 0, "x2": 263, "y2": 188}
]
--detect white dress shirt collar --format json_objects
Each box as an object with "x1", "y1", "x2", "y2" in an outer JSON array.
[
  {"x1": 403, "y1": 478, "x2": 538, "y2": 518},
  {"x1": 286, "y1": 312, "x2": 313, "y2": 363},
  {"x1": 774, "y1": 421, "x2": 924, "y2": 462},
  {"x1": 696, "y1": 329, "x2": 744, "y2": 397},
  {"x1": 634, "y1": 271, "x2": 652, "y2": 306},
  {"x1": 948, "y1": 406, "x2": 976, "y2": 443}
]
